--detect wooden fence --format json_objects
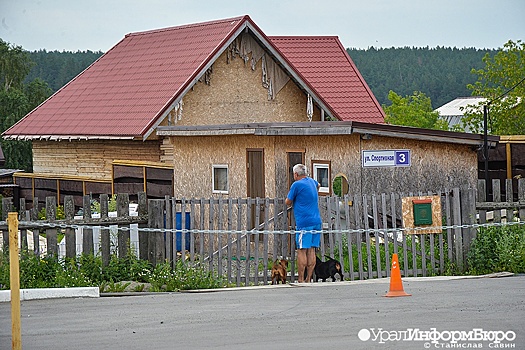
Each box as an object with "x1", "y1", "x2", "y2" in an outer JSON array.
[{"x1": 1, "y1": 179, "x2": 524, "y2": 286}]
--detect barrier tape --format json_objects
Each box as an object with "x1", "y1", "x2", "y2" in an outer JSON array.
[{"x1": 3, "y1": 219, "x2": 525, "y2": 235}]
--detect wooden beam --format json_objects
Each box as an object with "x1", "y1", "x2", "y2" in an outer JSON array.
[{"x1": 506, "y1": 143, "x2": 512, "y2": 179}]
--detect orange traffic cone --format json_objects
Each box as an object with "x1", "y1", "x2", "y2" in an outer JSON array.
[{"x1": 384, "y1": 253, "x2": 411, "y2": 297}]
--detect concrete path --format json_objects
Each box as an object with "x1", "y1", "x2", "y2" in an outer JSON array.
[{"x1": 1, "y1": 274, "x2": 524, "y2": 349}]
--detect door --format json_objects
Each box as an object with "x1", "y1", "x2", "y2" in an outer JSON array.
[
  {"x1": 287, "y1": 151, "x2": 305, "y2": 189},
  {"x1": 247, "y1": 149, "x2": 265, "y2": 230},
  {"x1": 286, "y1": 151, "x2": 305, "y2": 252}
]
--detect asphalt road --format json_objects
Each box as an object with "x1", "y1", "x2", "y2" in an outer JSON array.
[{"x1": 1, "y1": 275, "x2": 524, "y2": 350}]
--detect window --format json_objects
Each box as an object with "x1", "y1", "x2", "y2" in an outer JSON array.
[
  {"x1": 312, "y1": 161, "x2": 331, "y2": 195},
  {"x1": 212, "y1": 165, "x2": 228, "y2": 194}
]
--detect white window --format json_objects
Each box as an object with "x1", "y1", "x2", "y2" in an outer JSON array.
[
  {"x1": 212, "y1": 165, "x2": 229, "y2": 194},
  {"x1": 312, "y1": 161, "x2": 330, "y2": 195}
]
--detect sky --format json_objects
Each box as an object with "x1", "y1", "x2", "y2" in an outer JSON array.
[{"x1": 1, "y1": 0, "x2": 524, "y2": 52}]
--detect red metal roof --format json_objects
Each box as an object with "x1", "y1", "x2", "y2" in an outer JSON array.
[
  {"x1": 4, "y1": 16, "x2": 248, "y2": 139},
  {"x1": 269, "y1": 36, "x2": 385, "y2": 123},
  {"x1": 3, "y1": 16, "x2": 384, "y2": 140}
]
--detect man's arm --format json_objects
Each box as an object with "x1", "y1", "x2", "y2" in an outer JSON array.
[{"x1": 285, "y1": 198, "x2": 292, "y2": 207}]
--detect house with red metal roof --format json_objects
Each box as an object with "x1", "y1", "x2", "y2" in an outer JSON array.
[{"x1": 2, "y1": 15, "x2": 495, "y2": 207}]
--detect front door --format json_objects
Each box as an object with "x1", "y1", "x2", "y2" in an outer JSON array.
[{"x1": 247, "y1": 149, "x2": 265, "y2": 230}]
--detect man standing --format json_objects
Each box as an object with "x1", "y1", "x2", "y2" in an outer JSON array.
[{"x1": 285, "y1": 163, "x2": 322, "y2": 283}]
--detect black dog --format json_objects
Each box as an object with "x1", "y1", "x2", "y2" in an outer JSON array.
[{"x1": 314, "y1": 256, "x2": 344, "y2": 282}]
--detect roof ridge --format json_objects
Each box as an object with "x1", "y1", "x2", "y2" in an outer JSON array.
[
  {"x1": 125, "y1": 15, "x2": 248, "y2": 38},
  {"x1": 269, "y1": 35, "x2": 339, "y2": 40}
]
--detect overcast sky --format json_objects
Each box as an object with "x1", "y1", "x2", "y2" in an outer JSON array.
[{"x1": 1, "y1": 0, "x2": 524, "y2": 52}]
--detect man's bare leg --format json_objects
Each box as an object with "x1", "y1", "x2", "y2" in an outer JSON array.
[
  {"x1": 296, "y1": 248, "x2": 307, "y2": 282},
  {"x1": 305, "y1": 248, "x2": 316, "y2": 282}
]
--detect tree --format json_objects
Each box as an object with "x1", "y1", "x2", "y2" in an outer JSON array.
[
  {"x1": 382, "y1": 90, "x2": 449, "y2": 130},
  {"x1": 0, "y1": 39, "x2": 52, "y2": 171},
  {"x1": 463, "y1": 40, "x2": 525, "y2": 135}
]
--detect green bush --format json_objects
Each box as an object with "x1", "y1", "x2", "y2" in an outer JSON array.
[
  {"x1": 0, "y1": 249, "x2": 226, "y2": 291},
  {"x1": 467, "y1": 225, "x2": 525, "y2": 274},
  {"x1": 150, "y1": 260, "x2": 225, "y2": 292}
]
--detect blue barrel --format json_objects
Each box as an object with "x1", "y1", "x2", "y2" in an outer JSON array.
[{"x1": 175, "y1": 212, "x2": 191, "y2": 251}]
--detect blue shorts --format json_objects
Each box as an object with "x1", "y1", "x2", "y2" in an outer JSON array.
[{"x1": 296, "y1": 224, "x2": 322, "y2": 249}]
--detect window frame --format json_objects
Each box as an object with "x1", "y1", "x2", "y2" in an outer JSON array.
[
  {"x1": 212, "y1": 164, "x2": 229, "y2": 194},
  {"x1": 311, "y1": 160, "x2": 331, "y2": 195}
]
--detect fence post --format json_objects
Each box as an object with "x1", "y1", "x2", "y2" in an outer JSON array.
[
  {"x1": 31, "y1": 197, "x2": 40, "y2": 256},
  {"x1": 82, "y1": 195, "x2": 93, "y2": 255},
  {"x1": 477, "y1": 180, "x2": 487, "y2": 224},
  {"x1": 452, "y1": 188, "x2": 463, "y2": 272},
  {"x1": 117, "y1": 193, "x2": 130, "y2": 258},
  {"x1": 147, "y1": 199, "x2": 165, "y2": 265},
  {"x1": 64, "y1": 195, "x2": 76, "y2": 259},
  {"x1": 2, "y1": 197, "x2": 13, "y2": 249},
  {"x1": 519, "y1": 178, "x2": 525, "y2": 221},
  {"x1": 18, "y1": 198, "x2": 28, "y2": 253},
  {"x1": 8, "y1": 212, "x2": 22, "y2": 350},
  {"x1": 46, "y1": 196, "x2": 58, "y2": 257},
  {"x1": 99, "y1": 194, "x2": 110, "y2": 266},
  {"x1": 460, "y1": 186, "x2": 477, "y2": 268}
]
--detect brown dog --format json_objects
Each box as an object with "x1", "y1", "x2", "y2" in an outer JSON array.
[{"x1": 271, "y1": 259, "x2": 288, "y2": 285}]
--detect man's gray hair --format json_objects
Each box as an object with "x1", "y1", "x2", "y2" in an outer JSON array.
[{"x1": 293, "y1": 163, "x2": 307, "y2": 176}]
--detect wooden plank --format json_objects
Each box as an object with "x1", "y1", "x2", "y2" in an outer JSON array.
[
  {"x1": 64, "y1": 196, "x2": 76, "y2": 259},
  {"x1": 209, "y1": 198, "x2": 215, "y2": 274},
  {"x1": 344, "y1": 194, "x2": 355, "y2": 281},
  {"x1": 400, "y1": 192, "x2": 409, "y2": 278},
  {"x1": 18, "y1": 199, "x2": 28, "y2": 253},
  {"x1": 253, "y1": 198, "x2": 261, "y2": 285},
  {"x1": 362, "y1": 195, "x2": 373, "y2": 280},
  {"x1": 227, "y1": 198, "x2": 233, "y2": 284},
  {"x1": 353, "y1": 194, "x2": 364, "y2": 280},
  {"x1": 172, "y1": 198, "x2": 179, "y2": 265},
  {"x1": 390, "y1": 193, "x2": 398, "y2": 259},
  {"x1": 245, "y1": 198, "x2": 251, "y2": 284},
  {"x1": 262, "y1": 198, "x2": 270, "y2": 285},
  {"x1": 147, "y1": 199, "x2": 164, "y2": 265},
  {"x1": 113, "y1": 165, "x2": 144, "y2": 181},
  {"x1": 217, "y1": 197, "x2": 224, "y2": 281},
  {"x1": 518, "y1": 178, "x2": 525, "y2": 221},
  {"x1": 146, "y1": 167, "x2": 173, "y2": 181},
  {"x1": 381, "y1": 193, "x2": 390, "y2": 278},
  {"x1": 371, "y1": 194, "x2": 382, "y2": 278},
  {"x1": 505, "y1": 179, "x2": 515, "y2": 221},
  {"x1": 452, "y1": 188, "x2": 463, "y2": 271},
  {"x1": 476, "y1": 201, "x2": 525, "y2": 209},
  {"x1": 199, "y1": 198, "x2": 205, "y2": 265},
  {"x1": 189, "y1": 199, "x2": 196, "y2": 262},
  {"x1": 82, "y1": 195, "x2": 94, "y2": 256},
  {"x1": 477, "y1": 180, "x2": 487, "y2": 223},
  {"x1": 180, "y1": 198, "x2": 188, "y2": 263},
  {"x1": 165, "y1": 196, "x2": 172, "y2": 266},
  {"x1": 492, "y1": 179, "x2": 502, "y2": 222},
  {"x1": 117, "y1": 194, "x2": 130, "y2": 259},
  {"x1": 146, "y1": 182, "x2": 174, "y2": 199},
  {"x1": 461, "y1": 187, "x2": 477, "y2": 257},
  {"x1": 335, "y1": 199, "x2": 344, "y2": 278},
  {"x1": 114, "y1": 183, "x2": 144, "y2": 195},
  {"x1": 31, "y1": 197, "x2": 40, "y2": 256},
  {"x1": 84, "y1": 182, "x2": 112, "y2": 197},
  {"x1": 444, "y1": 189, "x2": 453, "y2": 263},
  {"x1": 45, "y1": 197, "x2": 58, "y2": 257},
  {"x1": 236, "y1": 198, "x2": 242, "y2": 287}
]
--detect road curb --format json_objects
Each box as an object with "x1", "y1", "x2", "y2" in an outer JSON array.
[{"x1": 0, "y1": 287, "x2": 99, "y2": 302}]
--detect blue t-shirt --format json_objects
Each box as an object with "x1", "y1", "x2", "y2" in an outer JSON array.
[{"x1": 286, "y1": 177, "x2": 322, "y2": 229}]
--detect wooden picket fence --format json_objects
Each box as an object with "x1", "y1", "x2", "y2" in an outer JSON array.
[{"x1": 1, "y1": 179, "x2": 524, "y2": 286}]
